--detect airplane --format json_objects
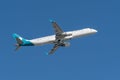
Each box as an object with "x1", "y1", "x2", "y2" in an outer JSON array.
[{"x1": 13, "y1": 20, "x2": 97, "y2": 55}]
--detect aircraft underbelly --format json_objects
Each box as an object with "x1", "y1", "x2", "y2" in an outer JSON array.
[
  {"x1": 29, "y1": 28, "x2": 97, "y2": 46},
  {"x1": 30, "y1": 35, "x2": 55, "y2": 46}
]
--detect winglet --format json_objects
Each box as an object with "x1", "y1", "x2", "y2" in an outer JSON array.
[
  {"x1": 45, "y1": 52, "x2": 49, "y2": 55},
  {"x1": 49, "y1": 19, "x2": 55, "y2": 23}
]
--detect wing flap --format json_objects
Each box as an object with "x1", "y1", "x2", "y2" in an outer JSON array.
[
  {"x1": 50, "y1": 20, "x2": 63, "y2": 35},
  {"x1": 48, "y1": 44, "x2": 60, "y2": 55}
]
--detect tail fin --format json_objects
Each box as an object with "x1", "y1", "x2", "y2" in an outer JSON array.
[
  {"x1": 12, "y1": 33, "x2": 26, "y2": 51},
  {"x1": 12, "y1": 33, "x2": 34, "y2": 51},
  {"x1": 13, "y1": 33, "x2": 23, "y2": 44}
]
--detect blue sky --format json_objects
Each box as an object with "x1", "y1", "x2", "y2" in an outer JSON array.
[{"x1": 0, "y1": 0, "x2": 120, "y2": 80}]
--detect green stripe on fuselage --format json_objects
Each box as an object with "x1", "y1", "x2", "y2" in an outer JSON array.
[
  {"x1": 20, "y1": 39, "x2": 34, "y2": 46},
  {"x1": 13, "y1": 33, "x2": 34, "y2": 46}
]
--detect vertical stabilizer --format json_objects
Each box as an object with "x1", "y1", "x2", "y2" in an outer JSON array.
[{"x1": 12, "y1": 33, "x2": 34, "y2": 51}]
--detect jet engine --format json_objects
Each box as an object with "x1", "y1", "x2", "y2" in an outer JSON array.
[{"x1": 61, "y1": 42, "x2": 70, "y2": 47}]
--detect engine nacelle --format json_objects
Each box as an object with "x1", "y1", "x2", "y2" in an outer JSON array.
[{"x1": 61, "y1": 42, "x2": 70, "y2": 47}]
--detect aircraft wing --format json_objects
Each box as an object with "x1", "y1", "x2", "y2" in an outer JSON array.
[
  {"x1": 50, "y1": 20, "x2": 63, "y2": 35},
  {"x1": 48, "y1": 44, "x2": 60, "y2": 55}
]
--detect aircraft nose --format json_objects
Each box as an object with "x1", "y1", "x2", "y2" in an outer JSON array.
[{"x1": 92, "y1": 29, "x2": 98, "y2": 33}]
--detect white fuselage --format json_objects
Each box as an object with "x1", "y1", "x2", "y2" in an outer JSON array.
[{"x1": 30, "y1": 28, "x2": 97, "y2": 46}]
